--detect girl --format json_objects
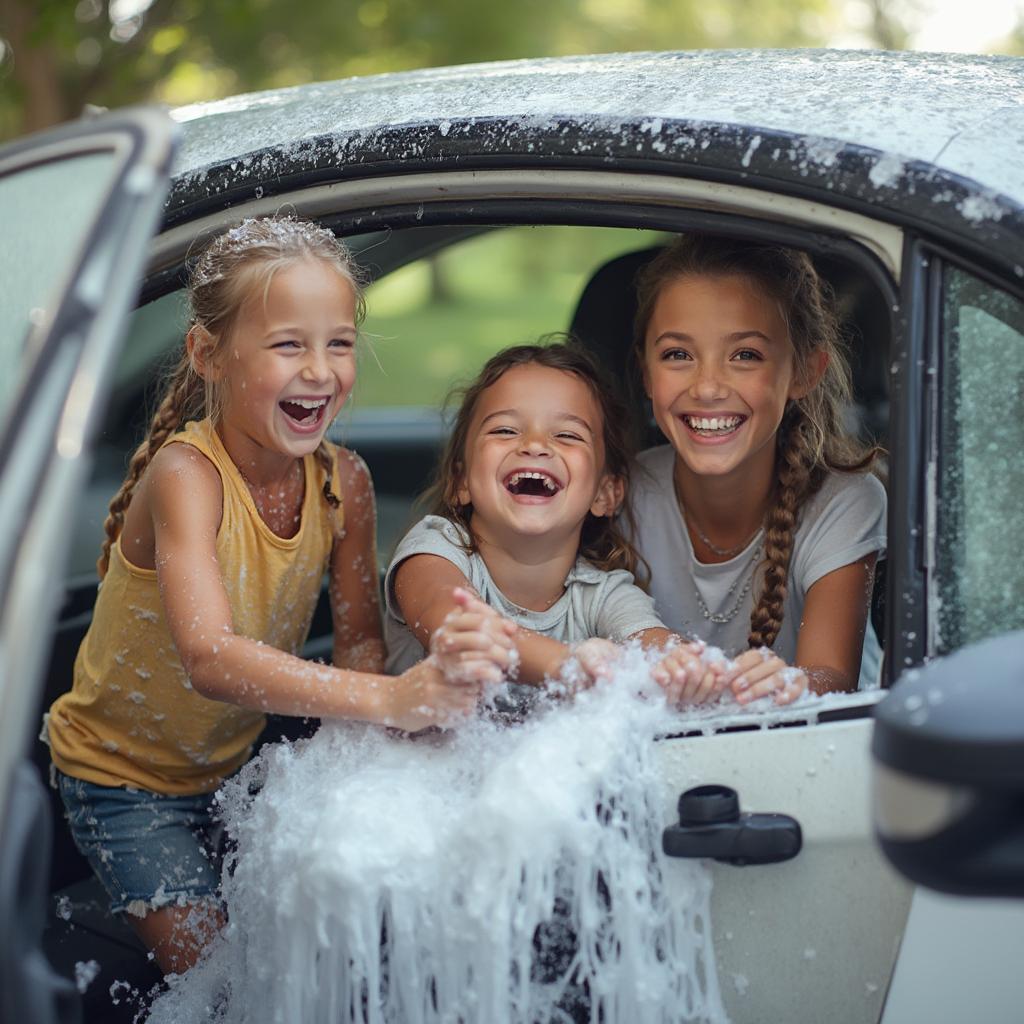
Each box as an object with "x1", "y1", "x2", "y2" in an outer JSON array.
[
  {"x1": 385, "y1": 341, "x2": 722, "y2": 709},
  {"x1": 631, "y1": 233, "x2": 886, "y2": 701},
  {"x1": 47, "y1": 216, "x2": 477, "y2": 974}
]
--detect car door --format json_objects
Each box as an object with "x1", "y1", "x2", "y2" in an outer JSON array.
[
  {"x1": 0, "y1": 108, "x2": 176, "y2": 1024},
  {"x1": 341, "y1": 213, "x2": 908, "y2": 1023},
  {"x1": 654, "y1": 695, "x2": 910, "y2": 1022}
]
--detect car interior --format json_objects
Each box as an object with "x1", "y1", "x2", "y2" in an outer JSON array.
[{"x1": 35, "y1": 219, "x2": 894, "y2": 1019}]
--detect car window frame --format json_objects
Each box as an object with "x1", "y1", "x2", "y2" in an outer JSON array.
[{"x1": 135, "y1": 184, "x2": 901, "y2": 701}]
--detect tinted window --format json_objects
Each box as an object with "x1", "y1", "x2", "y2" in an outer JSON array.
[{"x1": 936, "y1": 266, "x2": 1024, "y2": 652}]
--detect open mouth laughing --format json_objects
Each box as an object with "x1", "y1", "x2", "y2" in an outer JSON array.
[
  {"x1": 680, "y1": 414, "x2": 745, "y2": 438},
  {"x1": 503, "y1": 469, "x2": 563, "y2": 498},
  {"x1": 279, "y1": 396, "x2": 331, "y2": 430}
]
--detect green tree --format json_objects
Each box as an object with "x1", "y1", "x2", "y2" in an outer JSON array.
[{"x1": 1, "y1": 0, "x2": 836, "y2": 142}]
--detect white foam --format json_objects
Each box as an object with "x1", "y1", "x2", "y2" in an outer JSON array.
[{"x1": 149, "y1": 647, "x2": 736, "y2": 1023}]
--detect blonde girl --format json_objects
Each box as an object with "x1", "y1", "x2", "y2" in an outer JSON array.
[
  {"x1": 385, "y1": 341, "x2": 723, "y2": 709},
  {"x1": 632, "y1": 234, "x2": 886, "y2": 702},
  {"x1": 47, "y1": 216, "x2": 477, "y2": 974}
]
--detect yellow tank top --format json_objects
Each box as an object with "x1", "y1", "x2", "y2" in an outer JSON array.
[{"x1": 48, "y1": 419, "x2": 343, "y2": 795}]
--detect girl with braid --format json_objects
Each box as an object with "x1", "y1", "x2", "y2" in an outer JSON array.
[
  {"x1": 630, "y1": 234, "x2": 885, "y2": 702},
  {"x1": 46, "y1": 216, "x2": 478, "y2": 974}
]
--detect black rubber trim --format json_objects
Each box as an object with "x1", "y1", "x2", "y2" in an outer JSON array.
[{"x1": 884, "y1": 235, "x2": 931, "y2": 679}]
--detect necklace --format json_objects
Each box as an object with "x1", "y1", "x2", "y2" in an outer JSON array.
[
  {"x1": 674, "y1": 479, "x2": 762, "y2": 558},
  {"x1": 691, "y1": 543, "x2": 763, "y2": 624}
]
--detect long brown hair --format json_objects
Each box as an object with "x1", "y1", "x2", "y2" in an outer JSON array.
[
  {"x1": 425, "y1": 339, "x2": 642, "y2": 576},
  {"x1": 634, "y1": 234, "x2": 881, "y2": 649},
  {"x1": 97, "y1": 215, "x2": 367, "y2": 577}
]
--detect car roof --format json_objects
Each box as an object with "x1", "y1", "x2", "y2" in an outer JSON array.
[{"x1": 166, "y1": 49, "x2": 1024, "y2": 272}]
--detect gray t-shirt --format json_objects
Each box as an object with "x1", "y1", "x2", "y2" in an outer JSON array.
[
  {"x1": 384, "y1": 516, "x2": 665, "y2": 700},
  {"x1": 628, "y1": 445, "x2": 887, "y2": 689}
]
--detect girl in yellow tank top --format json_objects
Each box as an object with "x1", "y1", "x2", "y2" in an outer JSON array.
[{"x1": 47, "y1": 216, "x2": 480, "y2": 975}]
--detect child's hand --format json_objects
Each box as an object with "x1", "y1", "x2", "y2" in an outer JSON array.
[
  {"x1": 721, "y1": 647, "x2": 808, "y2": 706},
  {"x1": 651, "y1": 640, "x2": 728, "y2": 705},
  {"x1": 565, "y1": 637, "x2": 622, "y2": 690},
  {"x1": 389, "y1": 657, "x2": 483, "y2": 732},
  {"x1": 428, "y1": 586, "x2": 517, "y2": 685}
]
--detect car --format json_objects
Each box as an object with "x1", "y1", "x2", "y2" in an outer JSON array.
[{"x1": 3, "y1": 47, "x2": 1024, "y2": 1024}]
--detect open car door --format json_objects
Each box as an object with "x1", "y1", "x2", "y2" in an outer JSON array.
[{"x1": 0, "y1": 108, "x2": 176, "y2": 1024}]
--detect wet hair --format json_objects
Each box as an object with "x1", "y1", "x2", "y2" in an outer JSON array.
[
  {"x1": 633, "y1": 233, "x2": 880, "y2": 649},
  {"x1": 426, "y1": 338, "x2": 642, "y2": 576},
  {"x1": 97, "y1": 215, "x2": 366, "y2": 577}
]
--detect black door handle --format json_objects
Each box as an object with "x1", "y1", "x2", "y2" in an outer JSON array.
[{"x1": 662, "y1": 785, "x2": 802, "y2": 866}]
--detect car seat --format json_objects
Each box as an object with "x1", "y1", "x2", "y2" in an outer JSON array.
[{"x1": 568, "y1": 246, "x2": 663, "y2": 447}]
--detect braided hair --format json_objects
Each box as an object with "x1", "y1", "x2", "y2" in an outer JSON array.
[
  {"x1": 633, "y1": 234, "x2": 880, "y2": 649},
  {"x1": 97, "y1": 216, "x2": 366, "y2": 577}
]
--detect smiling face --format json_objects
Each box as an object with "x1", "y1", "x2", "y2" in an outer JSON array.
[
  {"x1": 456, "y1": 363, "x2": 622, "y2": 555},
  {"x1": 201, "y1": 257, "x2": 358, "y2": 463},
  {"x1": 642, "y1": 272, "x2": 811, "y2": 489}
]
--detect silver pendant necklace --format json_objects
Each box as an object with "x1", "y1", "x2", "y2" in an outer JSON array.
[
  {"x1": 674, "y1": 477, "x2": 764, "y2": 623},
  {"x1": 691, "y1": 542, "x2": 763, "y2": 623}
]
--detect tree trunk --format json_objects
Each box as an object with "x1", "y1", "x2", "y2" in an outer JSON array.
[{"x1": 1, "y1": 0, "x2": 72, "y2": 135}]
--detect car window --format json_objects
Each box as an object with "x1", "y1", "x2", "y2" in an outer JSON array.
[
  {"x1": 935, "y1": 266, "x2": 1024, "y2": 652},
  {"x1": 0, "y1": 151, "x2": 119, "y2": 425}
]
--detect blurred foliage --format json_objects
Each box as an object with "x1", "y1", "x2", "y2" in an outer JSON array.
[
  {"x1": 1, "y1": 0, "x2": 840, "y2": 140},
  {"x1": 4, "y1": 1, "x2": 1023, "y2": 141},
  {"x1": 356, "y1": 225, "x2": 667, "y2": 408}
]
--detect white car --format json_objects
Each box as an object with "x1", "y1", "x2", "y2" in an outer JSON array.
[{"x1": 2, "y1": 48, "x2": 1023, "y2": 1023}]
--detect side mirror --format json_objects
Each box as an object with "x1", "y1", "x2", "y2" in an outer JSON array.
[{"x1": 871, "y1": 630, "x2": 1024, "y2": 897}]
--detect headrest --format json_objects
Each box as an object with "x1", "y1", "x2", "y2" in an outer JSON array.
[{"x1": 569, "y1": 246, "x2": 662, "y2": 366}]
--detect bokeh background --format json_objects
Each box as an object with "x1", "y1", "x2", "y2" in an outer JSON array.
[
  {"x1": 2, "y1": 0, "x2": 1023, "y2": 142},
  {"x1": 6, "y1": 0, "x2": 1023, "y2": 568}
]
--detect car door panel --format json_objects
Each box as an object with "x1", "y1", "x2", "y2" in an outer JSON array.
[
  {"x1": 657, "y1": 713, "x2": 913, "y2": 1022},
  {"x1": 0, "y1": 108, "x2": 177, "y2": 1021}
]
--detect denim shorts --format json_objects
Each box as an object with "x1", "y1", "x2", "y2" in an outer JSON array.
[{"x1": 57, "y1": 770, "x2": 223, "y2": 917}]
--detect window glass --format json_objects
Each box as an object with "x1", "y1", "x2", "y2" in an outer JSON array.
[
  {"x1": 0, "y1": 151, "x2": 118, "y2": 424},
  {"x1": 936, "y1": 266, "x2": 1024, "y2": 652}
]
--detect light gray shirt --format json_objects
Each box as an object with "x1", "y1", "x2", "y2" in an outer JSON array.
[
  {"x1": 628, "y1": 445, "x2": 887, "y2": 689},
  {"x1": 384, "y1": 516, "x2": 665, "y2": 708}
]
